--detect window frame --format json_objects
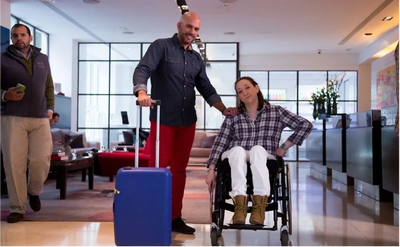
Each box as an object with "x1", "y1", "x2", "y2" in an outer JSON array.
[{"x1": 77, "y1": 42, "x2": 239, "y2": 150}]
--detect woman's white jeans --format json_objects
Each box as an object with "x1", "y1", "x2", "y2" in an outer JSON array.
[{"x1": 221, "y1": 146, "x2": 274, "y2": 197}]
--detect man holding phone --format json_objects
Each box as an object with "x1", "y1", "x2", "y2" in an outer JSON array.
[{"x1": 1, "y1": 24, "x2": 55, "y2": 223}]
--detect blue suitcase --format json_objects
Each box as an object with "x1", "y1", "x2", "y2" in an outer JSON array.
[{"x1": 114, "y1": 101, "x2": 172, "y2": 246}]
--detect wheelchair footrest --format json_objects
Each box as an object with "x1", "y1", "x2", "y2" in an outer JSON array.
[
  {"x1": 222, "y1": 202, "x2": 278, "y2": 213},
  {"x1": 223, "y1": 224, "x2": 277, "y2": 231}
]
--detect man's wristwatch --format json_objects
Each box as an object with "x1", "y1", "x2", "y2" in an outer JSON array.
[{"x1": 280, "y1": 143, "x2": 289, "y2": 152}]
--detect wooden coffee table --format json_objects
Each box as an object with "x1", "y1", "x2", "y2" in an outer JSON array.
[{"x1": 50, "y1": 156, "x2": 94, "y2": 199}]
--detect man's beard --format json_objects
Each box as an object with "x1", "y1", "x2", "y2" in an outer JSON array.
[
  {"x1": 14, "y1": 42, "x2": 29, "y2": 51},
  {"x1": 178, "y1": 30, "x2": 194, "y2": 44}
]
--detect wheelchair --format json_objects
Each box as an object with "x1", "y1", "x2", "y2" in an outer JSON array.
[{"x1": 209, "y1": 156, "x2": 292, "y2": 246}]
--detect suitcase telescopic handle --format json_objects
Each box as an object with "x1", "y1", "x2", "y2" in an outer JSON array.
[
  {"x1": 135, "y1": 100, "x2": 161, "y2": 106},
  {"x1": 135, "y1": 99, "x2": 161, "y2": 168}
]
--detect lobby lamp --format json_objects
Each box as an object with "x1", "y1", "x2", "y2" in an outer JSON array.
[{"x1": 175, "y1": 0, "x2": 210, "y2": 67}]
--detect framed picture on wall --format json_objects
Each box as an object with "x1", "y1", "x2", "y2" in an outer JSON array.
[{"x1": 376, "y1": 65, "x2": 397, "y2": 108}]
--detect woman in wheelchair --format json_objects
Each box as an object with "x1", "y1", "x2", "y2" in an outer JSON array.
[{"x1": 205, "y1": 76, "x2": 312, "y2": 225}]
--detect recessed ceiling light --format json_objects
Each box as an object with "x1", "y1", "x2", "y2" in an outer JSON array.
[
  {"x1": 220, "y1": 0, "x2": 237, "y2": 3},
  {"x1": 83, "y1": 0, "x2": 100, "y2": 4},
  {"x1": 364, "y1": 33, "x2": 373, "y2": 36},
  {"x1": 382, "y1": 16, "x2": 393, "y2": 21},
  {"x1": 224, "y1": 32, "x2": 236, "y2": 35}
]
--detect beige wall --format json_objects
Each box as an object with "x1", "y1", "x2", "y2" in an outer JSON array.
[
  {"x1": 240, "y1": 53, "x2": 359, "y2": 71},
  {"x1": 357, "y1": 64, "x2": 372, "y2": 111}
]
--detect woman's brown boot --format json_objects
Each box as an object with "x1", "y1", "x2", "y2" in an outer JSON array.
[
  {"x1": 250, "y1": 195, "x2": 268, "y2": 225},
  {"x1": 231, "y1": 195, "x2": 248, "y2": 224}
]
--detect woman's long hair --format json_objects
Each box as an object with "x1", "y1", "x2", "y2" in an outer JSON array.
[{"x1": 234, "y1": 76, "x2": 269, "y2": 113}]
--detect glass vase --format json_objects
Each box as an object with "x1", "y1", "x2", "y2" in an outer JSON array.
[
  {"x1": 332, "y1": 98, "x2": 338, "y2": 115},
  {"x1": 327, "y1": 99, "x2": 332, "y2": 117},
  {"x1": 312, "y1": 103, "x2": 318, "y2": 120}
]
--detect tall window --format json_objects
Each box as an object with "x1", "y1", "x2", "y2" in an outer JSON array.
[
  {"x1": 10, "y1": 15, "x2": 49, "y2": 55},
  {"x1": 196, "y1": 43, "x2": 239, "y2": 130},
  {"x1": 240, "y1": 70, "x2": 358, "y2": 161},
  {"x1": 78, "y1": 42, "x2": 238, "y2": 148}
]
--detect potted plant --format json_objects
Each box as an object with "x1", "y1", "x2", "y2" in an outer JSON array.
[
  {"x1": 309, "y1": 87, "x2": 327, "y2": 120},
  {"x1": 327, "y1": 73, "x2": 348, "y2": 115}
]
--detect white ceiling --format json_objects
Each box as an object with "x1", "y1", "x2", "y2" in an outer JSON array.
[{"x1": 7, "y1": 0, "x2": 400, "y2": 55}]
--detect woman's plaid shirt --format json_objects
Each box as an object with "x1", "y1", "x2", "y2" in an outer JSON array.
[{"x1": 207, "y1": 103, "x2": 313, "y2": 166}]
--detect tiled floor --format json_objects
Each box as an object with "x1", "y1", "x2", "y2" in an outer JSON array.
[{"x1": 1, "y1": 162, "x2": 398, "y2": 246}]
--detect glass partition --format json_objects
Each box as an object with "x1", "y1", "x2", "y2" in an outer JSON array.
[
  {"x1": 110, "y1": 62, "x2": 138, "y2": 94},
  {"x1": 269, "y1": 71, "x2": 297, "y2": 101},
  {"x1": 78, "y1": 62, "x2": 110, "y2": 94},
  {"x1": 111, "y1": 44, "x2": 141, "y2": 60},
  {"x1": 205, "y1": 43, "x2": 237, "y2": 60},
  {"x1": 204, "y1": 62, "x2": 237, "y2": 94},
  {"x1": 78, "y1": 42, "x2": 238, "y2": 148},
  {"x1": 328, "y1": 71, "x2": 357, "y2": 101}
]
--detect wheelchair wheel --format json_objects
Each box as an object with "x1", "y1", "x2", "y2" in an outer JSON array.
[
  {"x1": 285, "y1": 163, "x2": 292, "y2": 235},
  {"x1": 211, "y1": 227, "x2": 218, "y2": 246},
  {"x1": 215, "y1": 172, "x2": 225, "y2": 236},
  {"x1": 280, "y1": 229, "x2": 289, "y2": 246},
  {"x1": 279, "y1": 162, "x2": 292, "y2": 239},
  {"x1": 210, "y1": 172, "x2": 225, "y2": 237},
  {"x1": 210, "y1": 189, "x2": 215, "y2": 223}
]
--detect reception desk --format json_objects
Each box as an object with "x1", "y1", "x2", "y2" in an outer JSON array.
[
  {"x1": 305, "y1": 120, "x2": 324, "y2": 165},
  {"x1": 325, "y1": 114, "x2": 347, "y2": 173},
  {"x1": 381, "y1": 126, "x2": 399, "y2": 194},
  {"x1": 381, "y1": 105, "x2": 399, "y2": 195},
  {"x1": 305, "y1": 109, "x2": 395, "y2": 202},
  {"x1": 346, "y1": 110, "x2": 382, "y2": 185}
]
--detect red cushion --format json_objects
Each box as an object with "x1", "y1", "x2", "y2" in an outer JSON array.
[{"x1": 97, "y1": 152, "x2": 150, "y2": 177}]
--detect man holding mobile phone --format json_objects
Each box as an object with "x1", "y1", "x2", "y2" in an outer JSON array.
[{"x1": 1, "y1": 24, "x2": 55, "y2": 223}]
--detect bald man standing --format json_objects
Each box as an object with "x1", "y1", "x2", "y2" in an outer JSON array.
[{"x1": 133, "y1": 12, "x2": 236, "y2": 234}]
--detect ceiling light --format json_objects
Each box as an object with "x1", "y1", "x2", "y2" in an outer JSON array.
[
  {"x1": 83, "y1": 0, "x2": 100, "y2": 4},
  {"x1": 382, "y1": 16, "x2": 393, "y2": 21},
  {"x1": 220, "y1": 0, "x2": 237, "y2": 3},
  {"x1": 364, "y1": 33, "x2": 373, "y2": 36}
]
